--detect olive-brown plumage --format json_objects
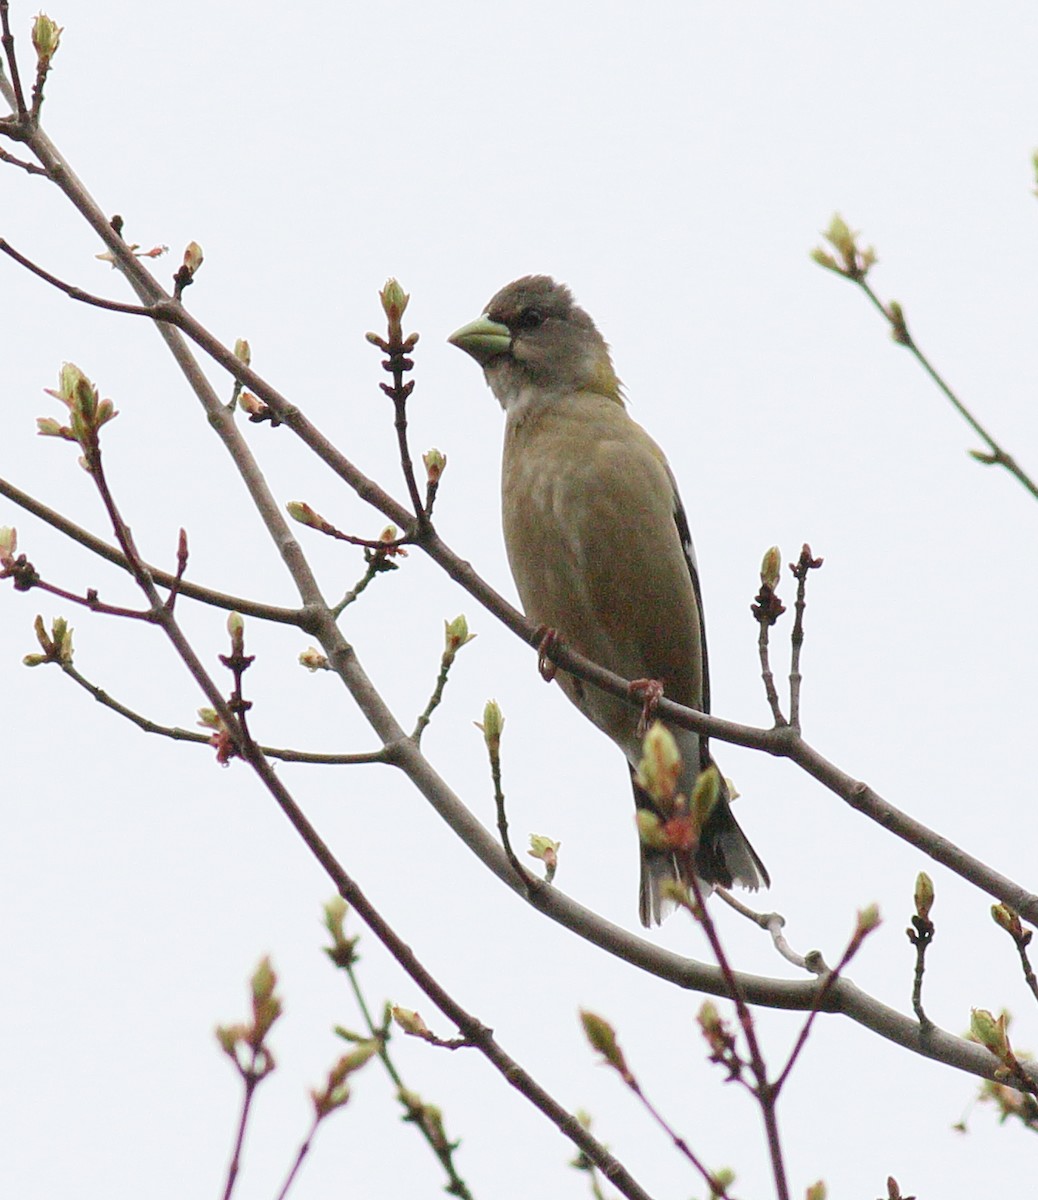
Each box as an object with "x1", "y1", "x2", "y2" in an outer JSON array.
[{"x1": 449, "y1": 276, "x2": 768, "y2": 924}]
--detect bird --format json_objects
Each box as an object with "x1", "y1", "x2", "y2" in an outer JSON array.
[{"x1": 448, "y1": 276, "x2": 768, "y2": 925}]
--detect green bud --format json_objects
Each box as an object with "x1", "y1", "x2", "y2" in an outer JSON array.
[
  {"x1": 634, "y1": 808, "x2": 669, "y2": 850},
  {"x1": 391, "y1": 1006, "x2": 430, "y2": 1037},
  {"x1": 991, "y1": 903, "x2": 1023, "y2": 939},
  {"x1": 182, "y1": 241, "x2": 204, "y2": 277},
  {"x1": 527, "y1": 834, "x2": 560, "y2": 880},
  {"x1": 335, "y1": 1038, "x2": 381, "y2": 1074},
  {"x1": 690, "y1": 765, "x2": 721, "y2": 832},
  {"x1": 249, "y1": 956, "x2": 282, "y2": 1045},
  {"x1": 914, "y1": 872, "x2": 934, "y2": 921},
  {"x1": 299, "y1": 646, "x2": 330, "y2": 672},
  {"x1": 251, "y1": 956, "x2": 276, "y2": 1005},
  {"x1": 579, "y1": 1010, "x2": 630, "y2": 1079},
  {"x1": 380, "y1": 278, "x2": 409, "y2": 322},
  {"x1": 51, "y1": 616, "x2": 74, "y2": 664},
  {"x1": 888, "y1": 300, "x2": 910, "y2": 345},
  {"x1": 825, "y1": 213, "x2": 854, "y2": 260},
  {"x1": 239, "y1": 391, "x2": 266, "y2": 417},
  {"x1": 856, "y1": 904, "x2": 882, "y2": 936},
  {"x1": 31, "y1": 13, "x2": 63, "y2": 66},
  {"x1": 477, "y1": 699, "x2": 504, "y2": 754},
  {"x1": 419, "y1": 1102, "x2": 448, "y2": 1153},
  {"x1": 42, "y1": 364, "x2": 117, "y2": 444},
  {"x1": 233, "y1": 338, "x2": 251, "y2": 366},
  {"x1": 760, "y1": 545, "x2": 782, "y2": 589},
  {"x1": 711, "y1": 1167, "x2": 737, "y2": 1195},
  {"x1": 809, "y1": 246, "x2": 839, "y2": 272},
  {"x1": 658, "y1": 878, "x2": 690, "y2": 907},
  {"x1": 697, "y1": 1000, "x2": 721, "y2": 1033},
  {"x1": 214, "y1": 1022, "x2": 245, "y2": 1057},
  {"x1": 805, "y1": 1183, "x2": 827, "y2": 1200},
  {"x1": 634, "y1": 721, "x2": 682, "y2": 806},
  {"x1": 286, "y1": 500, "x2": 323, "y2": 528},
  {"x1": 36, "y1": 416, "x2": 73, "y2": 440},
  {"x1": 312, "y1": 1044, "x2": 378, "y2": 1118},
  {"x1": 323, "y1": 896, "x2": 348, "y2": 940},
  {"x1": 422, "y1": 448, "x2": 447, "y2": 484},
  {"x1": 970, "y1": 1007, "x2": 1009, "y2": 1058},
  {"x1": 443, "y1": 614, "x2": 476, "y2": 657},
  {"x1": 0, "y1": 526, "x2": 17, "y2": 564}
]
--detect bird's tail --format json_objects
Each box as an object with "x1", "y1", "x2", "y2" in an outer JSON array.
[{"x1": 631, "y1": 768, "x2": 769, "y2": 927}]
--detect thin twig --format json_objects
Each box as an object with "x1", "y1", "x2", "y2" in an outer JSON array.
[
  {"x1": 715, "y1": 888, "x2": 819, "y2": 973},
  {"x1": 991, "y1": 906, "x2": 1038, "y2": 1007},
  {"x1": 341, "y1": 971, "x2": 474, "y2": 1198},
  {"x1": 908, "y1": 881, "x2": 937, "y2": 1035},
  {"x1": 331, "y1": 555, "x2": 390, "y2": 617},
  {"x1": 860, "y1": 279, "x2": 1038, "y2": 500},
  {"x1": 816, "y1": 223, "x2": 1038, "y2": 502},
  {"x1": 0, "y1": 237, "x2": 165, "y2": 315},
  {"x1": 906, "y1": 899, "x2": 935, "y2": 1033},
  {"x1": 221, "y1": 1060, "x2": 262, "y2": 1200},
  {"x1": 0, "y1": 144, "x2": 45, "y2": 173},
  {"x1": 788, "y1": 545, "x2": 822, "y2": 730},
  {"x1": 0, "y1": 0, "x2": 27, "y2": 119},
  {"x1": 774, "y1": 912, "x2": 879, "y2": 1093},
  {"x1": 272, "y1": 1116, "x2": 319, "y2": 1200},
  {"x1": 750, "y1": 560, "x2": 787, "y2": 727},
  {"x1": 24, "y1": 578, "x2": 155, "y2": 620},
  {"x1": 411, "y1": 654, "x2": 454, "y2": 744},
  {"x1": 0, "y1": 474, "x2": 304, "y2": 624},
  {"x1": 757, "y1": 616, "x2": 785, "y2": 726},
  {"x1": 50, "y1": 662, "x2": 390, "y2": 764},
  {"x1": 479, "y1": 708, "x2": 533, "y2": 892},
  {"x1": 369, "y1": 284, "x2": 427, "y2": 524},
  {"x1": 684, "y1": 874, "x2": 790, "y2": 1200},
  {"x1": 626, "y1": 1076, "x2": 732, "y2": 1198}
]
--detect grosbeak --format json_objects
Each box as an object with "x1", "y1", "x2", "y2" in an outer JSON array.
[{"x1": 449, "y1": 276, "x2": 768, "y2": 924}]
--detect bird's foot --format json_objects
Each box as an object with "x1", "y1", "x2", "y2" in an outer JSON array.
[
  {"x1": 629, "y1": 678, "x2": 664, "y2": 737},
  {"x1": 535, "y1": 625, "x2": 560, "y2": 682}
]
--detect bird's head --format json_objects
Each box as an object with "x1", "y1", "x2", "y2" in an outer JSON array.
[{"x1": 448, "y1": 275, "x2": 623, "y2": 411}]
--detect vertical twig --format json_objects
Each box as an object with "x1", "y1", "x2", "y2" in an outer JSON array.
[
  {"x1": 0, "y1": 0, "x2": 28, "y2": 119},
  {"x1": 751, "y1": 547, "x2": 787, "y2": 727},
  {"x1": 369, "y1": 281, "x2": 426, "y2": 523},
  {"x1": 788, "y1": 544, "x2": 822, "y2": 730}
]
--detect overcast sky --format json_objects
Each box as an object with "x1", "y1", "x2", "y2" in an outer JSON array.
[{"x1": 3, "y1": 3, "x2": 1038, "y2": 1197}]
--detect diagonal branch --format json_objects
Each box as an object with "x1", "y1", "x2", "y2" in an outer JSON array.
[{"x1": 0, "y1": 475, "x2": 303, "y2": 623}]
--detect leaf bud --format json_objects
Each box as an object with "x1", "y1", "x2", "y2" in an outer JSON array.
[
  {"x1": 422, "y1": 447, "x2": 447, "y2": 484},
  {"x1": 634, "y1": 721, "x2": 682, "y2": 807},
  {"x1": 476, "y1": 699, "x2": 504, "y2": 755},
  {"x1": 31, "y1": 13, "x2": 63, "y2": 67},
  {"x1": 760, "y1": 545, "x2": 782, "y2": 589},
  {"x1": 914, "y1": 872, "x2": 934, "y2": 921}
]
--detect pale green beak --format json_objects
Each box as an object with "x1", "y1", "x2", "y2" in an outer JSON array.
[{"x1": 447, "y1": 314, "x2": 512, "y2": 366}]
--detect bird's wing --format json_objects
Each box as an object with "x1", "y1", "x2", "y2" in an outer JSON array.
[{"x1": 664, "y1": 464, "x2": 712, "y2": 719}]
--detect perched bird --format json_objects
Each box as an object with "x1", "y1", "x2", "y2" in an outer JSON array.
[{"x1": 448, "y1": 276, "x2": 768, "y2": 925}]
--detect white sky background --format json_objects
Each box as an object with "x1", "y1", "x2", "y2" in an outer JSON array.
[{"x1": 2, "y1": 2, "x2": 1037, "y2": 1196}]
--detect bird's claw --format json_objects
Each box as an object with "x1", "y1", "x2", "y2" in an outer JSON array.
[
  {"x1": 536, "y1": 626, "x2": 559, "y2": 682},
  {"x1": 630, "y1": 678, "x2": 664, "y2": 737}
]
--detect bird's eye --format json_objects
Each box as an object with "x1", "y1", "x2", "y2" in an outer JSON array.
[{"x1": 515, "y1": 307, "x2": 544, "y2": 331}]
